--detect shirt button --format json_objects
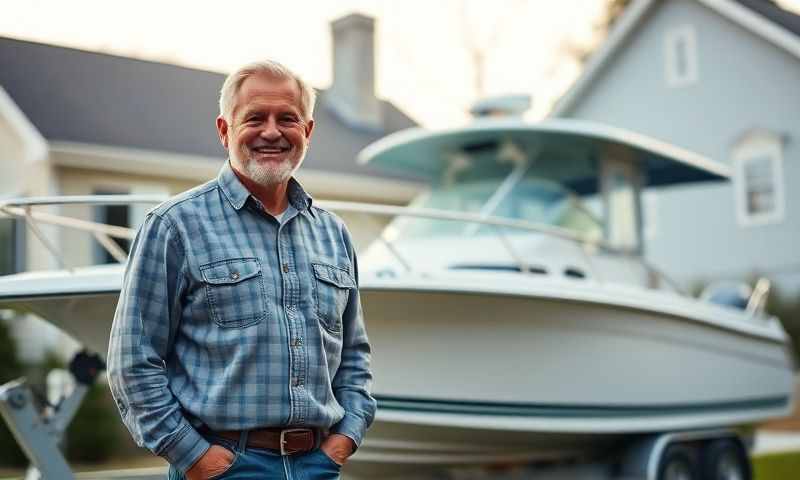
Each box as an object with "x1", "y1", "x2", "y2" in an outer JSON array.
[
  {"x1": 293, "y1": 338, "x2": 303, "y2": 347},
  {"x1": 293, "y1": 378, "x2": 302, "y2": 387},
  {"x1": 282, "y1": 264, "x2": 289, "y2": 273},
  {"x1": 230, "y1": 272, "x2": 240, "y2": 280}
]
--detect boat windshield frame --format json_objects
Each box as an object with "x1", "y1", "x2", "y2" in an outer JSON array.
[{"x1": 396, "y1": 164, "x2": 606, "y2": 242}]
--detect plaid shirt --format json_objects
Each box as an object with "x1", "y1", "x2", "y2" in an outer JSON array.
[{"x1": 107, "y1": 161, "x2": 375, "y2": 473}]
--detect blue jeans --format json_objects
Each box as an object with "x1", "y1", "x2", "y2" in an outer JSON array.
[{"x1": 167, "y1": 432, "x2": 342, "y2": 480}]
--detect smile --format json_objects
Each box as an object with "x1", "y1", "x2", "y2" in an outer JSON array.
[{"x1": 252, "y1": 146, "x2": 290, "y2": 154}]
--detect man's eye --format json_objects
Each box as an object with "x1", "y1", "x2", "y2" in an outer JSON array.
[{"x1": 280, "y1": 116, "x2": 298, "y2": 123}]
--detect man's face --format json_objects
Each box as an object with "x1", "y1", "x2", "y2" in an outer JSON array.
[{"x1": 217, "y1": 74, "x2": 314, "y2": 187}]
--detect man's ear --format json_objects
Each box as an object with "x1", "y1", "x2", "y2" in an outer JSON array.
[
  {"x1": 304, "y1": 119, "x2": 315, "y2": 140},
  {"x1": 216, "y1": 116, "x2": 230, "y2": 149}
]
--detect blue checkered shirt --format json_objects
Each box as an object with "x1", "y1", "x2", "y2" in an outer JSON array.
[{"x1": 107, "y1": 161, "x2": 375, "y2": 473}]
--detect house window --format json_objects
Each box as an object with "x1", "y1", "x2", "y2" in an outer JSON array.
[
  {"x1": 665, "y1": 25, "x2": 698, "y2": 87},
  {"x1": 94, "y1": 189, "x2": 131, "y2": 264},
  {"x1": 733, "y1": 131, "x2": 785, "y2": 227}
]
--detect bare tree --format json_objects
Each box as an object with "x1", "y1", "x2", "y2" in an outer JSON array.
[
  {"x1": 558, "y1": 0, "x2": 633, "y2": 65},
  {"x1": 597, "y1": 0, "x2": 634, "y2": 34}
]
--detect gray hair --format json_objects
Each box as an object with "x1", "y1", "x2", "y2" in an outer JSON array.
[{"x1": 219, "y1": 60, "x2": 316, "y2": 122}]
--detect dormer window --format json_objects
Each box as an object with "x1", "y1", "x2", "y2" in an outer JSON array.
[
  {"x1": 665, "y1": 25, "x2": 698, "y2": 87},
  {"x1": 732, "y1": 130, "x2": 785, "y2": 227}
]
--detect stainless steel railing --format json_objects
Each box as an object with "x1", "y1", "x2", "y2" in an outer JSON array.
[{"x1": 0, "y1": 195, "x2": 685, "y2": 294}]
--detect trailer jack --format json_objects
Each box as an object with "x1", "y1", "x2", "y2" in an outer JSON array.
[{"x1": 0, "y1": 351, "x2": 104, "y2": 480}]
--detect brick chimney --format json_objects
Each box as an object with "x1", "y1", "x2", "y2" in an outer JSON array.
[{"x1": 328, "y1": 13, "x2": 382, "y2": 130}]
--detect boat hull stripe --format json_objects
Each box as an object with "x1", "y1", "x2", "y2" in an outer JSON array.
[{"x1": 374, "y1": 395, "x2": 791, "y2": 417}]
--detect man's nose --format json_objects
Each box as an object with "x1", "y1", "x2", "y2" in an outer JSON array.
[{"x1": 259, "y1": 118, "x2": 282, "y2": 141}]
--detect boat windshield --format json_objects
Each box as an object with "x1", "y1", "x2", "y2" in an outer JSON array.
[{"x1": 392, "y1": 169, "x2": 603, "y2": 240}]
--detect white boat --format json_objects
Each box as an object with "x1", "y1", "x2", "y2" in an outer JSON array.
[
  {"x1": 333, "y1": 118, "x2": 796, "y2": 476},
  {"x1": 0, "y1": 117, "x2": 795, "y2": 479}
]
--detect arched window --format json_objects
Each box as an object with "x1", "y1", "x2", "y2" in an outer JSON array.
[{"x1": 732, "y1": 130, "x2": 785, "y2": 227}]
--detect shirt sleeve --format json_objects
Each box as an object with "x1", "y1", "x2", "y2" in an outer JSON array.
[
  {"x1": 107, "y1": 212, "x2": 210, "y2": 473},
  {"x1": 330, "y1": 225, "x2": 377, "y2": 448}
]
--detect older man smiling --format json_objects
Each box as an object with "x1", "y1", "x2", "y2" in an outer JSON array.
[{"x1": 108, "y1": 60, "x2": 375, "y2": 480}]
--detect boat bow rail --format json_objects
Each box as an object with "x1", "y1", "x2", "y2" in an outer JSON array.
[
  {"x1": 2, "y1": 195, "x2": 780, "y2": 322},
  {"x1": 0, "y1": 195, "x2": 689, "y2": 295},
  {"x1": 0, "y1": 195, "x2": 166, "y2": 266}
]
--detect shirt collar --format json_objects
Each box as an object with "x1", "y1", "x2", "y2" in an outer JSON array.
[
  {"x1": 287, "y1": 177, "x2": 315, "y2": 218},
  {"x1": 218, "y1": 160, "x2": 315, "y2": 217}
]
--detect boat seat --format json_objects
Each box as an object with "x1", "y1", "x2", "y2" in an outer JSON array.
[{"x1": 700, "y1": 282, "x2": 752, "y2": 310}]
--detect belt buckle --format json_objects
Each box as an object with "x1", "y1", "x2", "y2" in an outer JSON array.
[{"x1": 280, "y1": 428, "x2": 311, "y2": 456}]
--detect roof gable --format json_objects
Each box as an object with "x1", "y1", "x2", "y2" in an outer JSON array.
[{"x1": 551, "y1": 0, "x2": 800, "y2": 117}]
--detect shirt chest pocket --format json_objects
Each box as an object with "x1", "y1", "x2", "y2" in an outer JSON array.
[
  {"x1": 312, "y1": 262, "x2": 355, "y2": 333},
  {"x1": 200, "y1": 258, "x2": 268, "y2": 328}
]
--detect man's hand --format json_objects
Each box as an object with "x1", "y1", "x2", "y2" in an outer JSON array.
[
  {"x1": 185, "y1": 445, "x2": 235, "y2": 480},
  {"x1": 320, "y1": 433, "x2": 356, "y2": 466}
]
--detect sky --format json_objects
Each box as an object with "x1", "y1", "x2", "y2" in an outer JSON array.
[{"x1": 1, "y1": 0, "x2": 799, "y2": 128}]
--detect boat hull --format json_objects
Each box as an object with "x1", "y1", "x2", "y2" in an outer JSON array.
[
  {"x1": 362, "y1": 286, "x2": 792, "y2": 407},
  {"x1": 0, "y1": 269, "x2": 794, "y2": 473},
  {"x1": 352, "y1": 282, "x2": 794, "y2": 470}
]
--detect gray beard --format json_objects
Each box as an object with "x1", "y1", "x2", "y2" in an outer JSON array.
[
  {"x1": 235, "y1": 148, "x2": 306, "y2": 187},
  {"x1": 244, "y1": 158, "x2": 297, "y2": 186}
]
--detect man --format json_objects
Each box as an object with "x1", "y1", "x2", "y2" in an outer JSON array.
[{"x1": 108, "y1": 60, "x2": 375, "y2": 480}]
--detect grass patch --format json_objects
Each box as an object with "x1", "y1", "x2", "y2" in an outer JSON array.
[{"x1": 753, "y1": 450, "x2": 800, "y2": 479}]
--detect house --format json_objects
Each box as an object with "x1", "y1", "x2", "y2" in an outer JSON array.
[
  {"x1": 550, "y1": 0, "x2": 800, "y2": 293},
  {"x1": 0, "y1": 13, "x2": 422, "y2": 360}
]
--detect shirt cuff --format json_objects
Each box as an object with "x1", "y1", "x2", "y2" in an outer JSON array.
[
  {"x1": 330, "y1": 411, "x2": 368, "y2": 448},
  {"x1": 159, "y1": 424, "x2": 211, "y2": 474}
]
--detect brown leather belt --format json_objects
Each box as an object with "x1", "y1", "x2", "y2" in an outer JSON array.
[{"x1": 208, "y1": 427, "x2": 319, "y2": 455}]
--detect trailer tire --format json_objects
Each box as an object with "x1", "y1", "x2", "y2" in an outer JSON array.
[
  {"x1": 701, "y1": 439, "x2": 751, "y2": 480},
  {"x1": 657, "y1": 445, "x2": 698, "y2": 480}
]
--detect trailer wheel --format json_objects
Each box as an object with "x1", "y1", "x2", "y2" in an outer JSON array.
[
  {"x1": 701, "y1": 439, "x2": 751, "y2": 480},
  {"x1": 657, "y1": 445, "x2": 698, "y2": 480}
]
